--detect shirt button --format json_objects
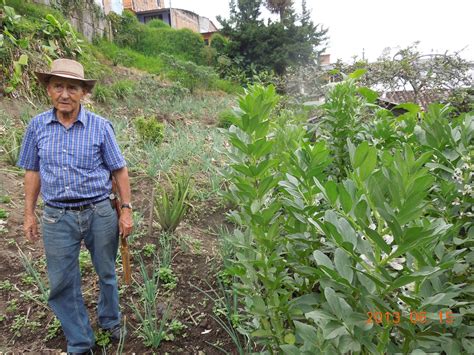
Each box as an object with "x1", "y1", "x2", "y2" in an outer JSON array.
[
  {"x1": 63, "y1": 149, "x2": 67, "y2": 153},
  {"x1": 63, "y1": 167, "x2": 67, "y2": 170},
  {"x1": 65, "y1": 186, "x2": 70, "y2": 189}
]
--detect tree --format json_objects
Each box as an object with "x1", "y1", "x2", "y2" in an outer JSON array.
[
  {"x1": 218, "y1": 0, "x2": 327, "y2": 77},
  {"x1": 334, "y1": 43, "x2": 473, "y2": 105},
  {"x1": 264, "y1": 0, "x2": 293, "y2": 22}
]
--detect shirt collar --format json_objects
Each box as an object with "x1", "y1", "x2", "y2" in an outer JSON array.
[{"x1": 46, "y1": 105, "x2": 88, "y2": 127}]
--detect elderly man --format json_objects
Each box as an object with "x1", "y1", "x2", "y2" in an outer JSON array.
[{"x1": 17, "y1": 58, "x2": 133, "y2": 354}]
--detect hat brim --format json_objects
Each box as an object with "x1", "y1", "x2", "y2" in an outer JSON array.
[{"x1": 35, "y1": 71, "x2": 96, "y2": 91}]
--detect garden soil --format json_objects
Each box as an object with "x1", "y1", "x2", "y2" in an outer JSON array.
[{"x1": 0, "y1": 159, "x2": 235, "y2": 354}]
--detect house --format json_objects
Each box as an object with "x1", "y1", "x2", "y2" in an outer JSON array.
[{"x1": 124, "y1": 0, "x2": 218, "y2": 43}]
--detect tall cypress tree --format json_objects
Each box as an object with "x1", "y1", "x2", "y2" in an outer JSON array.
[{"x1": 218, "y1": 0, "x2": 327, "y2": 76}]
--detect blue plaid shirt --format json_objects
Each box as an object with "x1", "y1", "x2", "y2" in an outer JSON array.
[{"x1": 17, "y1": 106, "x2": 126, "y2": 207}]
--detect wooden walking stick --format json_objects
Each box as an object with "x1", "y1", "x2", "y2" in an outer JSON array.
[{"x1": 111, "y1": 177, "x2": 132, "y2": 285}]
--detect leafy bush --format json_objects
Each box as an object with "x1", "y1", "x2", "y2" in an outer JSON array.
[
  {"x1": 111, "y1": 79, "x2": 135, "y2": 99},
  {"x1": 210, "y1": 33, "x2": 228, "y2": 56},
  {"x1": 159, "y1": 53, "x2": 218, "y2": 92},
  {"x1": 111, "y1": 10, "x2": 205, "y2": 64},
  {"x1": 219, "y1": 83, "x2": 474, "y2": 353},
  {"x1": 217, "y1": 108, "x2": 236, "y2": 128},
  {"x1": 134, "y1": 116, "x2": 164, "y2": 145},
  {"x1": 154, "y1": 174, "x2": 191, "y2": 233},
  {"x1": 92, "y1": 83, "x2": 114, "y2": 103},
  {"x1": 146, "y1": 19, "x2": 169, "y2": 29}
]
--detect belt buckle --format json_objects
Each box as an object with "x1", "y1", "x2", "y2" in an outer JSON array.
[{"x1": 79, "y1": 204, "x2": 91, "y2": 211}]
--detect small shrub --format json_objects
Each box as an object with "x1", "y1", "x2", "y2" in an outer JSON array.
[
  {"x1": 111, "y1": 79, "x2": 135, "y2": 99},
  {"x1": 217, "y1": 108, "x2": 236, "y2": 128},
  {"x1": 158, "y1": 267, "x2": 177, "y2": 290},
  {"x1": 154, "y1": 174, "x2": 191, "y2": 233},
  {"x1": 147, "y1": 19, "x2": 169, "y2": 29},
  {"x1": 210, "y1": 33, "x2": 228, "y2": 55},
  {"x1": 4, "y1": 128, "x2": 24, "y2": 166},
  {"x1": 134, "y1": 116, "x2": 164, "y2": 145},
  {"x1": 92, "y1": 83, "x2": 114, "y2": 103}
]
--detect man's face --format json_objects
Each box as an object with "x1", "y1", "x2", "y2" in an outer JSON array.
[{"x1": 47, "y1": 76, "x2": 87, "y2": 115}]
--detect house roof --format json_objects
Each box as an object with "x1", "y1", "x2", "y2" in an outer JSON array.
[{"x1": 379, "y1": 90, "x2": 449, "y2": 110}]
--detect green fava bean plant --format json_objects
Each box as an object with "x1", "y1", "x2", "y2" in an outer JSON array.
[{"x1": 220, "y1": 82, "x2": 473, "y2": 354}]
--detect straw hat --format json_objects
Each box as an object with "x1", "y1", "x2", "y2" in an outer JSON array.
[{"x1": 35, "y1": 58, "x2": 96, "y2": 91}]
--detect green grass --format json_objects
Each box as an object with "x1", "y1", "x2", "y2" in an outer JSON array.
[{"x1": 94, "y1": 40, "x2": 165, "y2": 75}]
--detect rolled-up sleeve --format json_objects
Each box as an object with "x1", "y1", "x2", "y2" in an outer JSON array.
[
  {"x1": 102, "y1": 122, "x2": 126, "y2": 171},
  {"x1": 17, "y1": 123, "x2": 40, "y2": 171}
]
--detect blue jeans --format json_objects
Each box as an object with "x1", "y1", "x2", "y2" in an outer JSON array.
[{"x1": 42, "y1": 199, "x2": 120, "y2": 353}]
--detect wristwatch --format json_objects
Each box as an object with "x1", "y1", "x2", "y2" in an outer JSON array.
[{"x1": 121, "y1": 203, "x2": 133, "y2": 210}]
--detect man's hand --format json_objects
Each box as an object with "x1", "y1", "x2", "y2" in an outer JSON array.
[
  {"x1": 24, "y1": 213, "x2": 39, "y2": 242},
  {"x1": 119, "y1": 208, "x2": 133, "y2": 238}
]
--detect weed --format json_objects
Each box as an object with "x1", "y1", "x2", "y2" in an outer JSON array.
[
  {"x1": 95, "y1": 328, "x2": 112, "y2": 347},
  {"x1": 45, "y1": 317, "x2": 61, "y2": 341},
  {"x1": 111, "y1": 79, "x2": 135, "y2": 100},
  {"x1": 192, "y1": 280, "x2": 252, "y2": 354},
  {"x1": 17, "y1": 246, "x2": 49, "y2": 303},
  {"x1": 0, "y1": 208, "x2": 8, "y2": 219},
  {"x1": 92, "y1": 83, "x2": 114, "y2": 104},
  {"x1": 217, "y1": 108, "x2": 235, "y2": 128},
  {"x1": 6, "y1": 299, "x2": 18, "y2": 313},
  {"x1": 163, "y1": 319, "x2": 186, "y2": 341},
  {"x1": 0, "y1": 314, "x2": 5, "y2": 322},
  {"x1": 158, "y1": 267, "x2": 177, "y2": 290},
  {"x1": 10, "y1": 314, "x2": 27, "y2": 337},
  {"x1": 0, "y1": 195, "x2": 11, "y2": 203},
  {"x1": 141, "y1": 243, "x2": 156, "y2": 258},
  {"x1": 134, "y1": 116, "x2": 164, "y2": 145},
  {"x1": 0, "y1": 280, "x2": 13, "y2": 292},
  {"x1": 21, "y1": 275, "x2": 35, "y2": 285},
  {"x1": 79, "y1": 249, "x2": 92, "y2": 273}
]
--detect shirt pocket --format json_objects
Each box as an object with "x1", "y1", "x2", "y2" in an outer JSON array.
[{"x1": 74, "y1": 142, "x2": 101, "y2": 171}]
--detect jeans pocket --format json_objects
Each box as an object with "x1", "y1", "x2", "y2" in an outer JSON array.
[
  {"x1": 42, "y1": 210, "x2": 63, "y2": 224},
  {"x1": 95, "y1": 201, "x2": 115, "y2": 217}
]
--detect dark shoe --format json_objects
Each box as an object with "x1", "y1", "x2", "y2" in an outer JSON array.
[{"x1": 106, "y1": 323, "x2": 127, "y2": 341}]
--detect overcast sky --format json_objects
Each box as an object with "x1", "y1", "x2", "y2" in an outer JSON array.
[{"x1": 168, "y1": 0, "x2": 474, "y2": 63}]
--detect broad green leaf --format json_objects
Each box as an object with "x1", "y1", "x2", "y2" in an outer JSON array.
[
  {"x1": 313, "y1": 250, "x2": 333, "y2": 269},
  {"x1": 363, "y1": 227, "x2": 391, "y2": 254},
  {"x1": 421, "y1": 292, "x2": 458, "y2": 307},
  {"x1": 335, "y1": 248, "x2": 353, "y2": 283},
  {"x1": 306, "y1": 310, "x2": 337, "y2": 323},
  {"x1": 359, "y1": 147, "x2": 377, "y2": 181},
  {"x1": 338, "y1": 185, "x2": 352, "y2": 213},
  {"x1": 325, "y1": 180, "x2": 338, "y2": 205},
  {"x1": 353, "y1": 141, "x2": 369, "y2": 169},
  {"x1": 357, "y1": 87, "x2": 378, "y2": 103},
  {"x1": 339, "y1": 335, "x2": 362, "y2": 353},
  {"x1": 294, "y1": 321, "x2": 318, "y2": 346},
  {"x1": 280, "y1": 345, "x2": 300, "y2": 355},
  {"x1": 324, "y1": 287, "x2": 352, "y2": 320},
  {"x1": 354, "y1": 199, "x2": 369, "y2": 224},
  {"x1": 395, "y1": 103, "x2": 421, "y2": 113},
  {"x1": 349, "y1": 68, "x2": 367, "y2": 79}
]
